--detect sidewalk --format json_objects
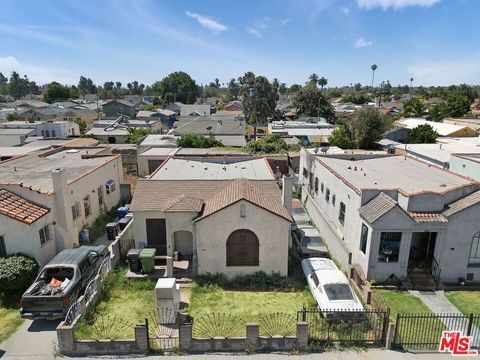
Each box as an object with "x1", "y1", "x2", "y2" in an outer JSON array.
[{"x1": 411, "y1": 290, "x2": 480, "y2": 347}]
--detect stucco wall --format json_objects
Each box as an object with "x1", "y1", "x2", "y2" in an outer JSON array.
[
  {"x1": 450, "y1": 155, "x2": 480, "y2": 181},
  {"x1": 0, "y1": 212, "x2": 56, "y2": 266},
  {"x1": 195, "y1": 200, "x2": 290, "y2": 277}
]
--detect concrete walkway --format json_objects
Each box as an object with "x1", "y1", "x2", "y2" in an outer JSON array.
[
  {"x1": 411, "y1": 290, "x2": 480, "y2": 347},
  {"x1": 0, "y1": 319, "x2": 60, "y2": 360}
]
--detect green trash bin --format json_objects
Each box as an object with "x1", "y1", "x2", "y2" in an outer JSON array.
[{"x1": 139, "y1": 248, "x2": 156, "y2": 274}]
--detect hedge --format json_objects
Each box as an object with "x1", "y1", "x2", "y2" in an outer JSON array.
[{"x1": 0, "y1": 255, "x2": 39, "y2": 295}]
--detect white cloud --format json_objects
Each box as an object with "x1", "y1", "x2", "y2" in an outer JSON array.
[
  {"x1": 281, "y1": 18, "x2": 291, "y2": 25},
  {"x1": 185, "y1": 11, "x2": 228, "y2": 33},
  {"x1": 246, "y1": 26, "x2": 262, "y2": 38},
  {"x1": 0, "y1": 56, "x2": 77, "y2": 85},
  {"x1": 354, "y1": 36, "x2": 373, "y2": 48},
  {"x1": 339, "y1": 6, "x2": 351, "y2": 14},
  {"x1": 407, "y1": 57, "x2": 480, "y2": 86},
  {"x1": 357, "y1": 0, "x2": 440, "y2": 10}
]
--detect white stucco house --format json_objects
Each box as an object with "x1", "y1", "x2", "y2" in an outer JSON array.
[
  {"x1": 130, "y1": 156, "x2": 293, "y2": 278},
  {"x1": 0, "y1": 146, "x2": 124, "y2": 266},
  {"x1": 299, "y1": 148, "x2": 480, "y2": 285}
]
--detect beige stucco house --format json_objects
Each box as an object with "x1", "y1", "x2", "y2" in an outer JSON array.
[{"x1": 130, "y1": 156, "x2": 293, "y2": 277}]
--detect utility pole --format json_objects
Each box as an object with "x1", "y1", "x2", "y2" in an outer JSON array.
[
  {"x1": 249, "y1": 86, "x2": 257, "y2": 140},
  {"x1": 409, "y1": 77, "x2": 414, "y2": 100}
]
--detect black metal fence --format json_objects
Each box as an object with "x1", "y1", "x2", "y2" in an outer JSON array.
[
  {"x1": 393, "y1": 313, "x2": 480, "y2": 350},
  {"x1": 145, "y1": 309, "x2": 179, "y2": 352},
  {"x1": 297, "y1": 308, "x2": 390, "y2": 344}
]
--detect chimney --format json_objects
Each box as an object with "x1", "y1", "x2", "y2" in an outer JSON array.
[
  {"x1": 282, "y1": 175, "x2": 294, "y2": 213},
  {"x1": 52, "y1": 168, "x2": 73, "y2": 251}
]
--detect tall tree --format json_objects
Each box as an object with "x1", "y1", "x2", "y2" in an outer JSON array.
[
  {"x1": 403, "y1": 97, "x2": 427, "y2": 117},
  {"x1": 308, "y1": 73, "x2": 319, "y2": 85},
  {"x1": 370, "y1": 64, "x2": 378, "y2": 88},
  {"x1": 318, "y1": 77, "x2": 328, "y2": 90},
  {"x1": 78, "y1": 76, "x2": 96, "y2": 98},
  {"x1": 152, "y1": 71, "x2": 199, "y2": 104},
  {"x1": 239, "y1": 72, "x2": 278, "y2": 137},
  {"x1": 0, "y1": 72, "x2": 7, "y2": 99},
  {"x1": 292, "y1": 83, "x2": 334, "y2": 119},
  {"x1": 227, "y1": 78, "x2": 240, "y2": 100},
  {"x1": 409, "y1": 124, "x2": 438, "y2": 144},
  {"x1": 279, "y1": 83, "x2": 287, "y2": 95},
  {"x1": 289, "y1": 84, "x2": 302, "y2": 94},
  {"x1": 8, "y1": 71, "x2": 28, "y2": 99},
  {"x1": 349, "y1": 108, "x2": 385, "y2": 149},
  {"x1": 43, "y1": 82, "x2": 71, "y2": 103}
]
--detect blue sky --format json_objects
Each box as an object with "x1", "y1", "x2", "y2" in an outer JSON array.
[{"x1": 0, "y1": 0, "x2": 478, "y2": 87}]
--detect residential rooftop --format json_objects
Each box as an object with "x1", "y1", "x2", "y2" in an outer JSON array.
[
  {"x1": 86, "y1": 127, "x2": 130, "y2": 136},
  {"x1": 150, "y1": 157, "x2": 275, "y2": 180},
  {"x1": 139, "y1": 148, "x2": 179, "y2": 156},
  {"x1": 395, "y1": 118, "x2": 471, "y2": 137},
  {"x1": 138, "y1": 134, "x2": 178, "y2": 148},
  {"x1": 314, "y1": 154, "x2": 474, "y2": 194},
  {"x1": 397, "y1": 142, "x2": 480, "y2": 164},
  {"x1": 0, "y1": 149, "x2": 119, "y2": 193}
]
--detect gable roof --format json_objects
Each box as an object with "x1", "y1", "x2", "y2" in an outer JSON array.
[
  {"x1": 443, "y1": 190, "x2": 480, "y2": 217},
  {"x1": 195, "y1": 179, "x2": 291, "y2": 222},
  {"x1": 130, "y1": 179, "x2": 283, "y2": 212},
  {"x1": 408, "y1": 212, "x2": 448, "y2": 223},
  {"x1": 162, "y1": 194, "x2": 204, "y2": 212},
  {"x1": 359, "y1": 192, "x2": 397, "y2": 223},
  {"x1": 0, "y1": 189, "x2": 50, "y2": 224}
]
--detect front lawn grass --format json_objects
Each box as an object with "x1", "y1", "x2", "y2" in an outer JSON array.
[
  {"x1": 445, "y1": 291, "x2": 480, "y2": 326},
  {"x1": 376, "y1": 290, "x2": 432, "y2": 321},
  {"x1": 188, "y1": 284, "x2": 315, "y2": 321},
  {"x1": 75, "y1": 268, "x2": 156, "y2": 340},
  {"x1": 0, "y1": 296, "x2": 23, "y2": 344}
]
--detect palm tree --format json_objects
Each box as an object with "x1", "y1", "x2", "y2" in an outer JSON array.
[
  {"x1": 409, "y1": 77, "x2": 414, "y2": 99},
  {"x1": 318, "y1": 77, "x2": 328, "y2": 90},
  {"x1": 308, "y1": 73, "x2": 319, "y2": 85},
  {"x1": 370, "y1": 64, "x2": 378, "y2": 88}
]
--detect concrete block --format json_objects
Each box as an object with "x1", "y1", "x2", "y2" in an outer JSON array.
[
  {"x1": 296, "y1": 321, "x2": 308, "y2": 348},
  {"x1": 179, "y1": 324, "x2": 192, "y2": 350},
  {"x1": 246, "y1": 323, "x2": 259, "y2": 349}
]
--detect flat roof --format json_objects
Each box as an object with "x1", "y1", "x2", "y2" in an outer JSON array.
[
  {"x1": 175, "y1": 148, "x2": 248, "y2": 156},
  {"x1": 0, "y1": 128, "x2": 35, "y2": 135},
  {"x1": 315, "y1": 154, "x2": 473, "y2": 194},
  {"x1": 0, "y1": 146, "x2": 51, "y2": 157},
  {"x1": 398, "y1": 142, "x2": 480, "y2": 164},
  {"x1": 139, "y1": 148, "x2": 179, "y2": 156},
  {"x1": 150, "y1": 157, "x2": 275, "y2": 180},
  {"x1": 396, "y1": 118, "x2": 468, "y2": 136},
  {"x1": 453, "y1": 153, "x2": 480, "y2": 164},
  {"x1": 86, "y1": 128, "x2": 129, "y2": 136},
  {"x1": 138, "y1": 134, "x2": 178, "y2": 147},
  {"x1": 0, "y1": 149, "x2": 118, "y2": 193}
]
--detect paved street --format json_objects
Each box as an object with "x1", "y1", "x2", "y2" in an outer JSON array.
[{"x1": 0, "y1": 319, "x2": 60, "y2": 360}]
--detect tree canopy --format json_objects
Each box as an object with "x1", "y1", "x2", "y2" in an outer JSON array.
[
  {"x1": 409, "y1": 124, "x2": 438, "y2": 144},
  {"x1": 328, "y1": 126, "x2": 352, "y2": 149},
  {"x1": 334, "y1": 108, "x2": 385, "y2": 149},
  {"x1": 43, "y1": 82, "x2": 72, "y2": 103},
  {"x1": 243, "y1": 134, "x2": 289, "y2": 154},
  {"x1": 176, "y1": 134, "x2": 223, "y2": 148},
  {"x1": 239, "y1": 72, "x2": 278, "y2": 127},
  {"x1": 152, "y1": 71, "x2": 199, "y2": 104},
  {"x1": 403, "y1": 96, "x2": 427, "y2": 117},
  {"x1": 292, "y1": 83, "x2": 334, "y2": 119}
]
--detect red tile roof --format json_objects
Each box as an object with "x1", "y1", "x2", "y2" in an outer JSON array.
[
  {"x1": 162, "y1": 195, "x2": 204, "y2": 212},
  {"x1": 196, "y1": 179, "x2": 291, "y2": 222},
  {"x1": 0, "y1": 189, "x2": 50, "y2": 224},
  {"x1": 408, "y1": 212, "x2": 448, "y2": 223}
]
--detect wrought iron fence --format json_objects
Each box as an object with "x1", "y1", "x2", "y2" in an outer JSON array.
[
  {"x1": 259, "y1": 312, "x2": 297, "y2": 337},
  {"x1": 192, "y1": 313, "x2": 246, "y2": 338},
  {"x1": 146, "y1": 309, "x2": 179, "y2": 352},
  {"x1": 297, "y1": 308, "x2": 389, "y2": 344},
  {"x1": 393, "y1": 313, "x2": 480, "y2": 350}
]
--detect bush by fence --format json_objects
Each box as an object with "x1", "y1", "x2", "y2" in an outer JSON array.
[{"x1": 0, "y1": 254, "x2": 39, "y2": 295}]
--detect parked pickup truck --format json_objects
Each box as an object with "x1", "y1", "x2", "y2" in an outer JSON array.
[{"x1": 20, "y1": 245, "x2": 108, "y2": 320}]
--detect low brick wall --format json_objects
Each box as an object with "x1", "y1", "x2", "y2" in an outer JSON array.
[
  {"x1": 57, "y1": 322, "x2": 148, "y2": 356},
  {"x1": 179, "y1": 322, "x2": 308, "y2": 353}
]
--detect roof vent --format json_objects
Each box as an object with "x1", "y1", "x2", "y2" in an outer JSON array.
[{"x1": 439, "y1": 184, "x2": 447, "y2": 188}]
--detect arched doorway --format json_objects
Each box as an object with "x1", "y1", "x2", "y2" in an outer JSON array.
[
  {"x1": 174, "y1": 231, "x2": 194, "y2": 257},
  {"x1": 226, "y1": 229, "x2": 259, "y2": 266}
]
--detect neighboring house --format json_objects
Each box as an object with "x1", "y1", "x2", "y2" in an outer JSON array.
[
  {"x1": 171, "y1": 115, "x2": 246, "y2": 147},
  {"x1": 0, "y1": 148, "x2": 124, "y2": 266},
  {"x1": 92, "y1": 119, "x2": 162, "y2": 133},
  {"x1": 165, "y1": 102, "x2": 183, "y2": 115},
  {"x1": 269, "y1": 119, "x2": 336, "y2": 144},
  {"x1": 0, "y1": 128, "x2": 35, "y2": 146},
  {"x1": 137, "y1": 147, "x2": 179, "y2": 176},
  {"x1": 102, "y1": 100, "x2": 136, "y2": 118},
  {"x1": 392, "y1": 118, "x2": 477, "y2": 141},
  {"x1": 137, "y1": 134, "x2": 178, "y2": 154},
  {"x1": 395, "y1": 140, "x2": 480, "y2": 169},
  {"x1": 443, "y1": 118, "x2": 480, "y2": 132},
  {"x1": 180, "y1": 104, "x2": 211, "y2": 117},
  {"x1": 224, "y1": 101, "x2": 243, "y2": 112},
  {"x1": 299, "y1": 148, "x2": 480, "y2": 285},
  {"x1": 130, "y1": 156, "x2": 293, "y2": 278},
  {"x1": 85, "y1": 127, "x2": 130, "y2": 144},
  {"x1": 0, "y1": 120, "x2": 80, "y2": 138},
  {"x1": 136, "y1": 109, "x2": 176, "y2": 130}
]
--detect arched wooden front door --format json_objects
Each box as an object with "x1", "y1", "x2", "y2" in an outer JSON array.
[{"x1": 226, "y1": 229, "x2": 259, "y2": 266}]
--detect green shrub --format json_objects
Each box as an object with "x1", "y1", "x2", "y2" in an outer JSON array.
[
  {"x1": 194, "y1": 271, "x2": 290, "y2": 291},
  {"x1": 176, "y1": 134, "x2": 223, "y2": 148},
  {"x1": 0, "y1": 255, "x2": 39, "y2": 295}
]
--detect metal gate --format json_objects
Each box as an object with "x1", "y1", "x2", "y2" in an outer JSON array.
[
  {"x1": 146, "y1": 309, "x2": 179, "y2": 352},
  {"x1": 393, "y1": 313, "x2": 480, "y2": 350},
  {"x1": 297, "y1": 308, "x2": 390, "y2": 345}
]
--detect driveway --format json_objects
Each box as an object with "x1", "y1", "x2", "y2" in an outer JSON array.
[{"x1": 0, "y1": 319, "x2": 60, "y2": 360}]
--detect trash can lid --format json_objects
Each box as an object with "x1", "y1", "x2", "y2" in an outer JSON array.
[
  {"x1": 140, "y1": 248, "x2": 156, "y2": 257},
  {"x1": 106, "y1": 222, "x2": 119, "y2": 227},
  {"x1": 127, "y1": 248, "x2": 142, "y2": 256}
]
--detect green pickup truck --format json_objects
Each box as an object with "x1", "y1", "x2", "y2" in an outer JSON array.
[{"x1": 20, "y1": 245, "x2": 108, "y2": 320}]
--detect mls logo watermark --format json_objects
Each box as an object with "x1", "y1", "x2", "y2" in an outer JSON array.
[{"x1": 439, "y1": 331, "x2": 478, "y2": 356}]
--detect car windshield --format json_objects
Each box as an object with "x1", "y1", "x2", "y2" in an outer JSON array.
[{"x1": 323, "y1": 284, "x2": 354, "y2": 301}]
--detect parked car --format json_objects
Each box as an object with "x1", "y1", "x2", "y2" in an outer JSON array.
[
  {"x1": 20, "y1": 245, "x2": 108, "y2": 320},
  {"x1": 295, "y1": 225, "x2": 329, "y2": 258},
  {"x1": 302, "y1": 258, "x2": 363, "y2": 319},
  {"x1": 292, "y1": 199, "x2": 310, "y2": 226}
]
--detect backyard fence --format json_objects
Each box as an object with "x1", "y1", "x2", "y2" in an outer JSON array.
[
  {"x1": 392, "y1": 313, "x2": 480, "y2": 350},
  {"x1": 146, "y1": 309, "x2": 179, "y2": 352},
  {"x1": 297, "y1": 307, "x2": 390, "y2": 345}
]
